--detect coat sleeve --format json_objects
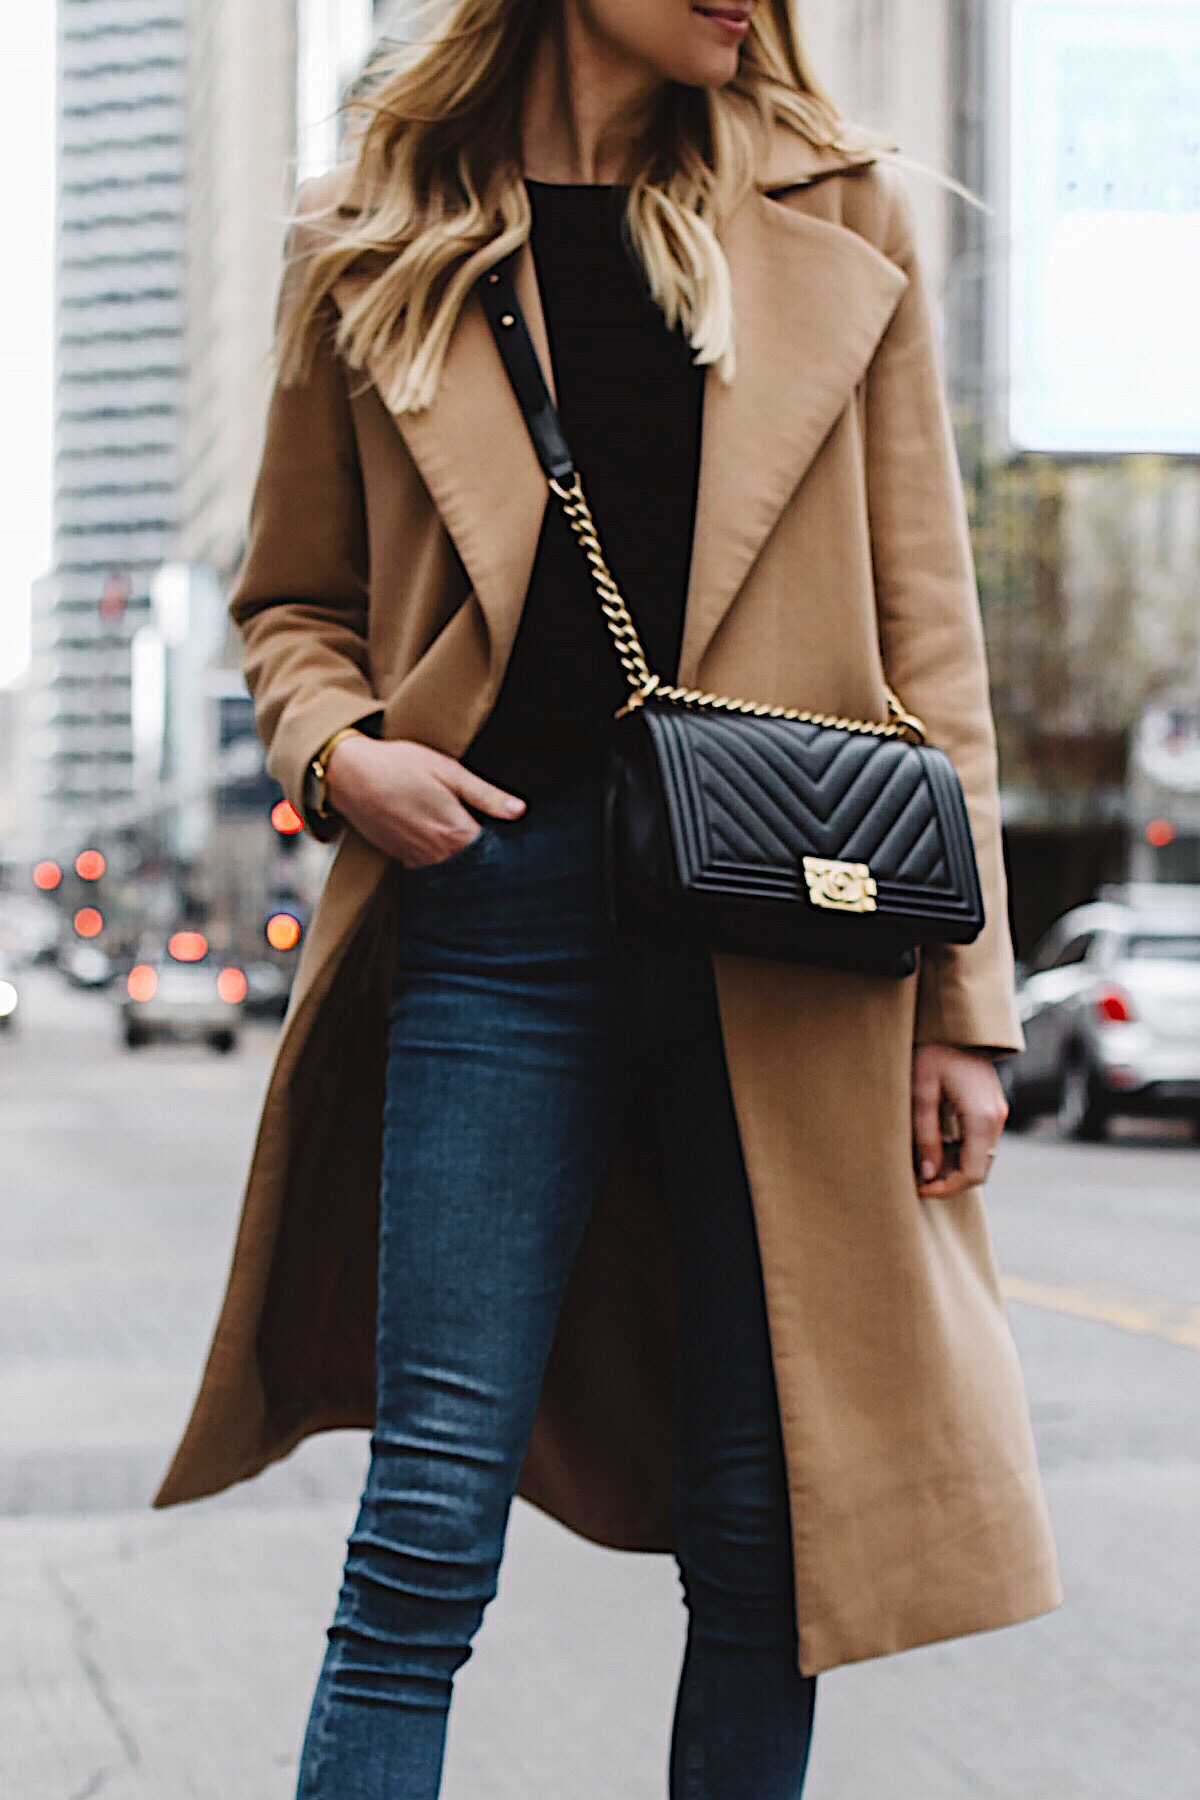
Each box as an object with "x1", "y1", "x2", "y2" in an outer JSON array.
[
  {"x1": 862, "y1": 171, "x2": 1024, "y2": 1054},
  {"x1": 228, "y1": 186, "x2": 383, "y2": 843}
]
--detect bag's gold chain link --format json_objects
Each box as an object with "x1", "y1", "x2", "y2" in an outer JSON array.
[{"x1": 549, "y1": 475, "x2": 926, "y2": 743}]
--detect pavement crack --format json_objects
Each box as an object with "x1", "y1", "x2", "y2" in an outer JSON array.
[
  {"x1": 45, "y1": 1563, "x2": 143, "y2": 1770},
  {"x1": 69, "y1": 1769, "x2": 117, "y2": 1800}
]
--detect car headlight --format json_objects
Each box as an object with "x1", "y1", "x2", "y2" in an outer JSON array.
[{"x1": 0, "y1": 981, "x2": 18, "y2": 1019}]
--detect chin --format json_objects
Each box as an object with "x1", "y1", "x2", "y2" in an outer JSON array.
[{"x1": 676, "y1": 47, "x2": 743, "y2": 89}]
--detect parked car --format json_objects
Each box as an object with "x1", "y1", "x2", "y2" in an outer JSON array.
[
  {"x1": 59, "y1": 940, "x2": 117, "y2": 990},
  {"x1": 241, "y1": 958, "x2": 292, "y2": 1021},
  {"x1": 1004, "y1": 888, "x2": 1200, "y2": 1140},
  {"x1": 120, "y1": 941, "x2": 246, "y2": 1053},
  {"x1": 0, "y1": 897, "x2": 58, "y2": 968}
]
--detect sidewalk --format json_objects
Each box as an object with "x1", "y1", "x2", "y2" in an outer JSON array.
[
  {"x1": 5, "y1": 987, "x2": 1198, "y2": 1800},
  {"x1": 8, "y1": 1444, "x2": 1200, "y2": 1799},
  {"x1": 6, "y1": 1462, "x2": 686, "y2": 1800}
]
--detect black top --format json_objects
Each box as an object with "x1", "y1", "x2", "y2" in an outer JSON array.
[{"x1": 464, "y1": 180, "x2": 705, "y2": 797}]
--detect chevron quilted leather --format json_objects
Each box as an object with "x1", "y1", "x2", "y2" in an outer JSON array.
[{"x1": 603, "y1": 703, "x2": 985, "y2": 975}]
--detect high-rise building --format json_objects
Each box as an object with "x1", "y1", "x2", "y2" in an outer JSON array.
[
  {"x1": 0, "y1": 680, "x2": 32, "y2": 851},
  {"x1": 372, "y1": 0, "x2": 422, "y2": 44},
  {"x1": 30, "y1": 0, "x2": 188, "y2": 846},
  {"x1": 181, "y1": 0, "x2": 398, "y2": 582},
  {"x1": 138, "y1": 1, "x2": 391, "y2": 952},
  {"x1": 297, "y1": 0, "x2": 374, "y2": 180},
  {"x1": 805, "y1": 0, "x2": 959, "y2": 298},
  {"x1": 181, "y1": 0, "x2": 296, "y2": 582}
]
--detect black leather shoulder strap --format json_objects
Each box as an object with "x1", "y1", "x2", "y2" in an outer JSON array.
[{"x1": 477, "y1": 256, "x2": 576, "y2": 485}]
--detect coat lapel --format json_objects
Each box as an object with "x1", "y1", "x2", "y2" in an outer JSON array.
[
  {"x1": 333, "y1": 246, "x2": 554, "y2": 683},
  {"x1": 677, "y1": 191, "x2": 908, "y2": 683},
  {"x1": 334, "y1": 167, "x2": 908, "y2": 692}
]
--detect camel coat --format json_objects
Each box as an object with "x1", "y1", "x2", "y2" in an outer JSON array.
[{"x1": 154, "y1": 123, "x2": 1061, "y2": 1675}]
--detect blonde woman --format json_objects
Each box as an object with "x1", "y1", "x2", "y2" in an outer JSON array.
[{"x1": 155, "y1": 1, "x2": 1061, "y2": 1793}]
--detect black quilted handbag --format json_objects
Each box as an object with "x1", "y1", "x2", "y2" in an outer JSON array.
[{"x1": 480, "y1": 260, "x2": 985, "y2": 978}]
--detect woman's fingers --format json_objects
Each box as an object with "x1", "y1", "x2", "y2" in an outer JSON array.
[
  {"x1": 955, "y1": 1101, "x2": 1001, "y2": 1189},
  {"x1": 322, "y1": 738, "x2": 527, "y2": 866},
  {"x1": 912, "y1": 1045, "x2": 1008, "y2": 1198},
  {"x1": 911, "y1": 1055, "x2": 946, "y2": 1187},
  {"x1": 448, "y1": 762, "x2": 527, "y2": 820}
]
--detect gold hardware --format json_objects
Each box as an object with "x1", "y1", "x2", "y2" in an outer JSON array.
[
  {"x1": 885, "y1": 686, "x2": 927, "y2": 744},
  {"x1": 802, "y1": 857, "x2": 878, "y2": 913},
  {"x1": 312, "y1": 724, "x2": 363, "y2": 781},
  {"x1": 614, "y1": 676, "x2": 660, "y2": 720},
  {"x1": 308, "y1": 725, "x2": 366, "y2": 822},
  {"x1": 547, "y1": 473, "x2": 924, "y2": 743}
]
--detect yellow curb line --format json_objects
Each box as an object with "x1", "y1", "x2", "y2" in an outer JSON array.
[{"x1": 1002, "y1": 1276, "x2": 1200, "y2": 1353}]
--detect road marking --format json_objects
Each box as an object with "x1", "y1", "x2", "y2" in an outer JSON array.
[{"x1": 1003, "y1": 1276, "x2": 1200, "y2": 1353}]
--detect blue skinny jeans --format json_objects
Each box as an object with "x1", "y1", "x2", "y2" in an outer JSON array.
[{"x1": 296, "y1": 780, "x2": 817, "y2": 1798}]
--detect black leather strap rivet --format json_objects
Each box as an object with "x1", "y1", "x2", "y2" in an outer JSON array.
[{"x1": 478, "y1": 256, "x2": 580, "y2": 484}]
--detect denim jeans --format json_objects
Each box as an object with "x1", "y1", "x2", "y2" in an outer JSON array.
[{"x1": 296, "y1": 781, "x2": 817, "y2": 1798}]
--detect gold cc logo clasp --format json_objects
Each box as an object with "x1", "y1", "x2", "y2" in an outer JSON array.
[{"x1": 802, "y1": 856, "x2": 878, "y2": 914}]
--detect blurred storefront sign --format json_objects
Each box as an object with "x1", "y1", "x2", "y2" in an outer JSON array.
[
  {"x1": 1009, "y1": 0, "x2": 1200, "y2": 454},
  {"x1": 1129, "y1": 693, "x2": 1200, "y2": 883},
  {"x1": 1133, "y1": 698, "x2": 1200, "y2": 796}
]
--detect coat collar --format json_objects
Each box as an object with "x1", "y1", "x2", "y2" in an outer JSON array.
[
  {"x1": 755, "y1": 116, "x2": 895, "y2": 193},
  {"x1": 331, "y1": 126, "x2": 907, "y2": 688},
  {"x1": 336, "y1": 247, "x2": 555, "y2": 684}
]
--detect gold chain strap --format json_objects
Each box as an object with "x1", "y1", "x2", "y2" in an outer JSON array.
[{"x1": 549, "y1": 475, "x2": 926, "y2": 744}]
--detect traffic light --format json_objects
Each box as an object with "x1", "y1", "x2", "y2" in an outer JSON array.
[
  {"x1": 265, "y1": 909, "x2": 302, "y2": 953},
  {"x1": 33, "y1": 860, "x2": 63, "y2": 893},
  {"x1": 271, "y1": 799, "x2": 304, "y2": 837},
  {"x1": 75, "y1": 849, "x2": 107, "y2": 882},
  {"x1": 54, "y1": 844, "x2": 113, "y2": 945},
  {"x1": 74, "y1": 906, "x2": 104, "y2": 939},
  {"x1": 265, "y1": 793, "x2": 306, "y2": 954}
]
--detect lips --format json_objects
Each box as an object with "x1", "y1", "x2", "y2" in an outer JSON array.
[{"x1": 694, "y1": 6, "x2": 755, "y2": 24}]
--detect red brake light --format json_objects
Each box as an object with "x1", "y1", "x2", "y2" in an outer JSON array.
[
  {"x1": 217, "y1": 966, "x2": 247, "y2": 1005},
  {"x1": 1094, "y1": 985, "x2": 1136, "y2": 1025},
  {"x1": 168, "y1": 930, "x2": 208, "y2": 963},
  {"x1": 127, "y1": 964, "x2": 158, "y2": 1003}
]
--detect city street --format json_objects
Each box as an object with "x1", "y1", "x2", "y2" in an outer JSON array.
[{"x1": 4, "y1": 965, "x2": 1199, "y2": 1800}]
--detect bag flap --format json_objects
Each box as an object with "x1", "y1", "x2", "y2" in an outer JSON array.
[{"x1": 638, "y1": 705, "x2": 984, "y2": 934}]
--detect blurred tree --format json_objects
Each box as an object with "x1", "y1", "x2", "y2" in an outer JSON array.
[{"x1": 966, "y1": 452, "x2": 1200, "y2": 796}]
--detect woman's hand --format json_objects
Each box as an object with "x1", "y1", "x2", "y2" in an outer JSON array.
[
  {"x1": 911, "y1": 1043, "x2": 1009, "y2": 1199},
  {"x1": 326, "y1": 735, "x2": 526, "y2": 868}
]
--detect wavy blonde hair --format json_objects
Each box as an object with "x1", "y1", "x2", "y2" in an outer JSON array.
[{"x1": 278, "y1": 0, "x2": 845, "y2": 412}]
